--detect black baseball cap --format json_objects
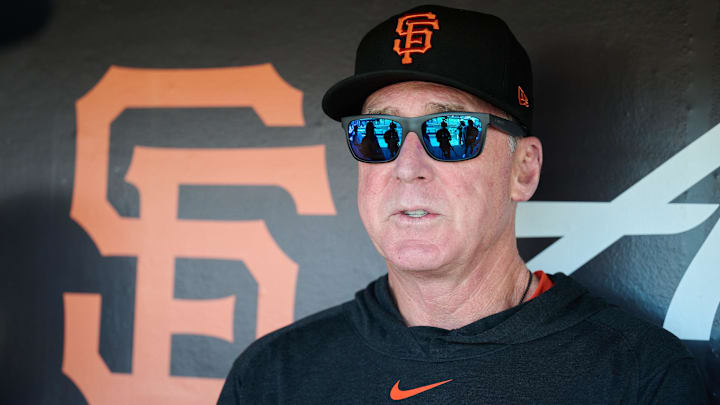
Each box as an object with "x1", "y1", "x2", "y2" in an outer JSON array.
[{"x1": 322, "y1": 5, "x2": 533, "y2": 132}]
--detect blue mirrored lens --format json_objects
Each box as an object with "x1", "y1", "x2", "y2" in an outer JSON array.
[
  {"x1": 421, "y1": 115, "x2": 483, "y2": 160},
  {"x1": 347, "y1": 118, "x2": 403, "y2": 162}
]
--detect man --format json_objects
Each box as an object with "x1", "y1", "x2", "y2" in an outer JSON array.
[
  {"x1": 383, "y1": 121, "x2": 401, "y2": 157},
  {"x1": 456, "y1": 119, "x2": 465, "y2": 146},
  {"x1": 359, "y1": 120, "x2": 385, "y2": 161},
  {"x1": 219, "y1": 5, "x2": 706, "y2": 403},
  {"x1": 463, "y1": 119, "x2": 479, "y2": 157},
  {"x1": 434, "y1": 120, "x2": 453, "y2": 159}
]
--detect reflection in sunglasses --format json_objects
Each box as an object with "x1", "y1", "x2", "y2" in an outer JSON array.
[
  {"x1": 345, "y1": 113, "x2": 495, "y2": 162},
  {"x1": 423, "y1": 116, "x2": 482, "y2": 159}
]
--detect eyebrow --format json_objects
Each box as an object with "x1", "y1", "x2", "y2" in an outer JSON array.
[
  {"x1": 364, "y1": 102, "x2": 468, "y2": 116},
  {"x1": 426, "y1": 102, "x2": 467, "y2": 113},
  {"x1": 365, "y1": 106, "x2": 399, "y2": 115}
]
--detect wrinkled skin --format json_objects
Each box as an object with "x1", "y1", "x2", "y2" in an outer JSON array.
[
  {"x1": 357, "y1": 81, "x2": 543, "y2": 328},
  {"x1": 359, "y1": 81, "x2": 540, "y2": 276}
]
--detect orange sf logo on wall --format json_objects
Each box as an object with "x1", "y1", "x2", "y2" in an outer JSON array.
[
  {"x1": 64, "y1": 64, "x2": 336, "y2": 404},
  {"x1": 393, "y1": 12, "x2": 440, "y2": 65}
]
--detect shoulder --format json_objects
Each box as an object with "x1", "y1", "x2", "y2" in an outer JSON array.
[
  {"x1": 541, "y1": 274, "x2": 705, "y2": 402},
  {"x1": 589, "y1": 307, "x2": 706, "y2": 402},
  {"x1": 218, "y1": 302, "x2": 357, "y2": 403},
  {"x1": 546, "y1": 273, "x2": 694, "y2": 369},
  {"x1": 565, "y1": 286, "x2": 706, "y2": 402},
  {"x1": 227, "y1": 301, "x2": 354, "y2": 376},
  {"x1": 547, "y1": 273, "x2": 692, "y2": 365},
  {"x1": 585, "y1": 305, "x2": 693, "y2": 364}
]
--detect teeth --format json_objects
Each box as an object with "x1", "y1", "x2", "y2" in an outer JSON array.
[{"x1": 403, "y1": 210, "x2": 428, "y2": 218}]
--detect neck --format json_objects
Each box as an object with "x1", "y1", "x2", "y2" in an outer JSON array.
[{"x1": 387, "y1": 245, "x2": 536, "y2": 330}]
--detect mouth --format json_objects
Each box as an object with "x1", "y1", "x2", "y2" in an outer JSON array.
[{"x1": 402, "y1": 209, "x2": 430, "y2": 218}]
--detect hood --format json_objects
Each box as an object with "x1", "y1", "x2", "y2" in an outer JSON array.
[{"x1": 343, "y1": 273, "x2": 611, "y2": 362}]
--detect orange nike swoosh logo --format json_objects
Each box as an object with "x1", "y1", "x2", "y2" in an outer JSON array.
[{"x1": 389, "y1": 378, "x2": 453, "y2": 400}]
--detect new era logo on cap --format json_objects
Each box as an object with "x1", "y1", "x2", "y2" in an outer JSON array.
[
  {"x1": 518, "y1": 86, "x2": 530, "y2": 107},
  {"x1": 392, "y1": 12, "x2": 440, "y2": 64}
]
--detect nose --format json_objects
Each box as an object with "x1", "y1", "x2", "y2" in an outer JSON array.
[{"x1": 392, "y1": 132, "x2": 434, "y2": 182}]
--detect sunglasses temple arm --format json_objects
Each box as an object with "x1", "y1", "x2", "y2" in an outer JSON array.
[{"x1": 489, "y1": 115, "x2": 526, "y2": 138}]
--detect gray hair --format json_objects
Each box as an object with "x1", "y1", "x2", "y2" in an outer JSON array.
[
  {"x1": 508, "y1": 135, "x2": 518, "y2": 153},
  {"x1": 502, "y1": 113, "x2": 521, "y2": 153}
]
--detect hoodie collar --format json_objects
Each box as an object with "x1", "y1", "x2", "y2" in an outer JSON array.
[{"x1": 343, "y1": 273, "x2": 610, "y2": 361}]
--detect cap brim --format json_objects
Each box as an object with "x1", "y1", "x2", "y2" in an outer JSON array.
[{"x1": 322, "y1": 69, "x2": 514, "y2": 124}]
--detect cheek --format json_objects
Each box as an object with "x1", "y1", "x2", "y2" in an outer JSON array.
[
  {"x1": 357, "y1": 165, "x2": 384, "y2": 221},
  {"x1": 448, "y1": 161, "x2": 509, "y2": 222}
]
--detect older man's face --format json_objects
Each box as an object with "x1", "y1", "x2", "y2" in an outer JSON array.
[{"x1": 358, "y1": 81, "x2": 519, "y2": 273}]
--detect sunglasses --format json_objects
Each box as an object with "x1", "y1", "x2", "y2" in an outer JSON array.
[{"x1": 341, "y1": 112, "x2": 525, "y2": 163}]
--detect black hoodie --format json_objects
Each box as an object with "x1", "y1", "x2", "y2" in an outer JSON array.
[{"x1": 218, "y1": 273, "x2": 706, "y2": 404}]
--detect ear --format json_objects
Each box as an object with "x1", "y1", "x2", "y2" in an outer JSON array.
[{"x1": 510, "y1": 136, "x2": 542, "y2": 202}]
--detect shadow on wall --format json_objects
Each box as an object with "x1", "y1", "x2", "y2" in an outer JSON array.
[
  {"x1": 0, "y1": 0, "x2": 54, "y2": 47},
  {"x1": 0, "y1": 189, "x2": 261, "y2": 404},
  {"x1": 0, "y1": 192, "x2": 96, "y2": 404}
]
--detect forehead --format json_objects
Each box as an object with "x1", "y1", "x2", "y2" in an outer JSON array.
[{"x1": 361, "y1": 81, "x2": 504, "y2": 117}]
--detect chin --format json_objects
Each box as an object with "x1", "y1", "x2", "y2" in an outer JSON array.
[{"x1": 384, "y1": 240, "x2": 447, "y2": 272}]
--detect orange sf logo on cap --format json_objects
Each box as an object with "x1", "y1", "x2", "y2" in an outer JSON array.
[{"x1": 393, "y1": 12, "x2": 440, "y2": 65}]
